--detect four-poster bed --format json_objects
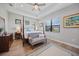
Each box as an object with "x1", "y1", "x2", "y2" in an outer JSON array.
[{"x1": 22, "y1": 16, "x2": 47, "y2": 47}]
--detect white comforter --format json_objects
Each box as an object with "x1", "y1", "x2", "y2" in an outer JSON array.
[{"x1": 24, "y1": 31, "x2": 43, "y2": 38}]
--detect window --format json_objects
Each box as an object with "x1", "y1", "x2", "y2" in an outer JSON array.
[
  {"x1": 52, "y1": 17, "x2": 60, "y2": 32},
  {"x1": 45, "y1": 17, "x2": 60, "y2": 32}
]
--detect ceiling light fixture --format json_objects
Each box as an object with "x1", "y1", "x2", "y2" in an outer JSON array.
[
  {"x1": 32, "y1": 3, "x2": 40, "y2": 11},
  {"x1": 28, "y1": 3, "x2": 46, "y2": 11}
]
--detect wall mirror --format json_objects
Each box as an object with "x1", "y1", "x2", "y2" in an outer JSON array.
[{"x1": 0, "y1": 16, "x2": 5, "y2": 35}]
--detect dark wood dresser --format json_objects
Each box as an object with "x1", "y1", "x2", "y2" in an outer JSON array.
[{"x1": 0, "y1": 33, "x2": 13, "y2": 53}]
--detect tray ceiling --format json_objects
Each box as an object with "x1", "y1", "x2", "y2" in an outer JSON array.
[{"x1": 0, "y1": 3, "x2": 72, "y2": 19}]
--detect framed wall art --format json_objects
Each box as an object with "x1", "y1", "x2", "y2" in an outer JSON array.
[
  {"x1": 45, "y1": 17, "x2": 60, "y2": 32},
  {"x1": 15, "y1": 19, "x2": 21, "y2": 24},
  {"x1": 63, "y1": 13, "x2": 79, "y2": 28}
]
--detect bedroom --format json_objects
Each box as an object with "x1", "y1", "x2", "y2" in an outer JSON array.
[{"x1": 0, "y1": 3, "x2": 79, "y2": 56}]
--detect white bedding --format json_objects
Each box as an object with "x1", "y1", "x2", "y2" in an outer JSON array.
[
  {"x1": 24, "y1": 31, "x2": 43, "y2": 38},
  {"x1": 25, "y1": 31, "x2": 42, "y2": 33}
]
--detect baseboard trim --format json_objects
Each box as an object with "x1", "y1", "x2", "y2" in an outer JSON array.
[{"x1": 50, "y1": 39, "x2": 79, "y2": 54}]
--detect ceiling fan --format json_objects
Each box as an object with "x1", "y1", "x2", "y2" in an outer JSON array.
[
  {"x1": 9, "y1": 3, "x2": 46, "y2": 11},
  {"x1": 28, "y1": 3, "x2": 46, "y2": 11}
]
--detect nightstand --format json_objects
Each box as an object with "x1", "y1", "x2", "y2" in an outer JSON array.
[{"x1": 15, "y1": 32, "x2": 22, "y2": 39}]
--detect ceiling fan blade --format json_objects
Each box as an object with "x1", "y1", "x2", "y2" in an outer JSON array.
[
  {"x1": 38, "y1": 3, "x2": 46, "y2": 6},
  {"x1": 9, "y1": 3, "x2": 13, "y2": 7},
  {"x1": 27, "y1": 3, "x2": 35, "y2": 6},
  {"x1": 27, "y1": 3, "x2": 46, "y2": 6}
]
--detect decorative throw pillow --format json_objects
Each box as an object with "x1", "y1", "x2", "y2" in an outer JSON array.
[{"x1": 39, "y1": 34, "x2": 44, "y2": 37}]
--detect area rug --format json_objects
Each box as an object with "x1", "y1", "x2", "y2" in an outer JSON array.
[
  {"x1": 26, "y1": 43, "x2": 52, "y2": 56},
  {"x1": 36, "y1": 45, "x2": 72, "y2": 56}
]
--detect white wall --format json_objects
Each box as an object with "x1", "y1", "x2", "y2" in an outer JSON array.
[
  {"x1": 8, "y1": 12, "x2": 23, "y2": 33},
  {"x1": 0, "y1": 18, "x2": 4, "y2": 28},
  {"x1": 8, "y1": 12, "x2": 37, "y2": 33},
  {"x1": 41, "y1": 4, "x2": 79, "y2": 46},
  {"x1": 24, "y1": 16, "x2": 36, "y2": 30}
]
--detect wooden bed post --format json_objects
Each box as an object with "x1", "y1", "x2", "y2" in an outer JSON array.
[{"x1": 22, "y1": 16, "x2": 25, "y2": 46}]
